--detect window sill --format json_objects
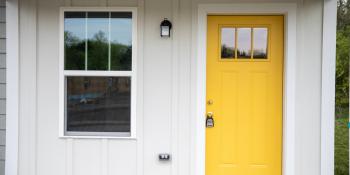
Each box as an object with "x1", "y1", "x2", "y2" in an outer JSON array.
[{"x1": 59, "y1": 135, "x2": 137, "y2": 140}]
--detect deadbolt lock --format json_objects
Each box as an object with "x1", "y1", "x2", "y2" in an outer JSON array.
[{"x1": 206, "y1": 112, "x2": 214, "y2": 128}]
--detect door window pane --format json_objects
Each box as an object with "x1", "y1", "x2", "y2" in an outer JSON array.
[
  {"x1": 64, "y1": 12, "x2": 86, "y2": 70},
  {"x1": 253, "y1": 28, "x2": 268, "y2": 59},
  {"x1": 66, "y1": 76, "x2": 131, "y2": 133},
  {"x1": 110, "y1": 12, "x2": 132, "y2": 70},
  {"x1": 221, "y1": 28, "x2": 235, "y2": 59},
  {"x1": 237, "y1": 28, "x2": 252, "y2": 58},
  {"x1": 87, "y1": 12, "x2": 109, "y2": 70}
]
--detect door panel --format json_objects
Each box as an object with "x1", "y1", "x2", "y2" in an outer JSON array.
[{"x1": 206, "y1": 15, "x2": 284, "y2": 175}]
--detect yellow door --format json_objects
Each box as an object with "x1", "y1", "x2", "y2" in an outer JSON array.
[{"x1": 206, "y1": 15, "x2": 284, "y2": 175}]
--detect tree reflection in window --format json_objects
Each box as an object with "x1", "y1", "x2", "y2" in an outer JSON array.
[
  {"x1": 237, "y1": 28, "x2": 251, "y2": 59},
  {"x1": 87, "y1": 12, "x2": 109, "y2": 70},
  {"x1": 64, "y1": 12, "x2": 86, "y2": 70},
  {"x1": 111, "y1": 12, "x2": 132, "y2": 70},
  {"x1": 66, "y1": 76, "x2": 131, "y2": 133},
  {"x1": 64, "y1": 12, "x2": 132, "y2": 71},
  {"x1": 219, "y1": 27, "x2": 269, "y2": 60}
]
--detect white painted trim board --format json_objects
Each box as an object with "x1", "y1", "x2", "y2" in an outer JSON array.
[
  {"x1": 5, "y1": 0, "x2": 19, "y2": 175},
  {"x1": 321, "y1": 0, "x2": 337, "y2": 175}
]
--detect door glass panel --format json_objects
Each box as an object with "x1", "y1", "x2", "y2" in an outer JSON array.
[
  {"x1": 66, "y1": 76, "x2": 131, "y2": 133},
  {"x1": 110, "y1": 12, "x2": 132, "y2": 70},
  {"x1": 237, "y1": 28, "x2": 252, "y2": 59},
  {"x1": 221, "y1": 28, "x2": 235, "y2": 59},
  {"x1": 64, "y1": 12, "x2": 86, "y2": 70},
  {"x1": 87, "y1": 12, "x2": 109, "y2": 70},
  {"x1": 253, "y1": 28, "x2": 268, "y2": 59}
]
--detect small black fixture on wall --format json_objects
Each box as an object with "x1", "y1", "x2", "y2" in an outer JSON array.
[
  {"x1": 160, "y1": 18, "x2": 172, "y2": 37},
  {"x1": 158, "y1": 153, "x2": 171, "y2": 161}
]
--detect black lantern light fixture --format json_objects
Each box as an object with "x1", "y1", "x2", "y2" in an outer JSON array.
[{"x1": 160, "y1": 18, "x2": 172, "y2": 37}]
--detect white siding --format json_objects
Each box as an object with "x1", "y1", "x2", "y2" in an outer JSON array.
[
  {"x1": 0, "y1": 0, "x2": 5, "y2": 174},
  {"x1": 16, "y1": 0, "x2": 324, "y2": 175}
]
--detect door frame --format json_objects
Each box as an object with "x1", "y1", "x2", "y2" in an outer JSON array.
[{"x1": 191, "y1": 3, "x2": 297, "y2": 175}]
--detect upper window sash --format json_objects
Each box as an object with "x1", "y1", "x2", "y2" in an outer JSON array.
[{"x1": 64, "y1": 11, "x2": 134, "y2": 71}]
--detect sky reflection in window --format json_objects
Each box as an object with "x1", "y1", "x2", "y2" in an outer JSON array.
[
  {"x1": 221, "y1": 28, "x2": 235, "y2": 59},
  {"x1": 237, "y1": 28, "x2": 251, "y2": 58},
  {"x1": 253, "y1": 28, "x2": 268, "y2": 59}
]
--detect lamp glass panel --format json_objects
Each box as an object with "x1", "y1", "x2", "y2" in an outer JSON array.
[{"x1": 161, "y1": 26, "x2": 170, "y2": 36}]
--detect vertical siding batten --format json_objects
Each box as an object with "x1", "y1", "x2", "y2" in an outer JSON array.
[
  {"x1": 18, "y1": 0, "x2": 38, "y2": 175},
  {"x1": 37, "y1": 0, "x2": 68, "y2": 174},
  {"x1": 136, "y1": 0, "x2": 145, "y2": 175},
  {"x1": 101, "y1": 139, "x2": 108, "y2": 175},
  {"x1": 62, "y1": 2, "x2": 72, "y2": 175},
  {"x1": 177, "y1": 0, "x2": 192, "y2": 174},
  {"x1": 171, "y1": 0, "x2": 180, "y2": 174},
  {"x1": 189, "y1": 1, "x2": 198, "y2": 175},
  {"x1": 5, "y1": 0, "x2": 19, "y2": 175},
  {"x1": 0, "y1": 0, "x2": 5, "y2": 174},
  {"x1": 65, "y1": 138, "x2": 73, "y2": 175}
]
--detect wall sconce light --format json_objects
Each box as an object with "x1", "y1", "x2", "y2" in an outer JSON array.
[{"x1": 160, "y1": 18, "x2": 172, "y2": 37}]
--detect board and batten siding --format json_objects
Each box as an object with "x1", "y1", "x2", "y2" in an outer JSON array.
[
  {"x1": 0, "y1": 0, "x2": 5, "y2": 175},
  {"x1": 15, "y1": 0, "x2": 324, "y2": 175}
]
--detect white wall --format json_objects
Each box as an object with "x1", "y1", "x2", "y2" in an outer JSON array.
[{"x1": 16, "y1": 0, "x2": 324, "y2": 175}]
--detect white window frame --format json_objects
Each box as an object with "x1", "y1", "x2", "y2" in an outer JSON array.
[{"x1": 58, "y1": 7, "x2": 138, "y2": 138}]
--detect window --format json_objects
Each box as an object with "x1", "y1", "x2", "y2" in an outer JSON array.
[
  {"x1": 253, "y1": 28, "x2": 268, "y2": 59},
  {"x1": 61, "y1": 9, "x2": 136, "y2": 137},
  {"x1": 220, "y1": 26, "x2": 269, "y2": 60},
  {"x1": 237, "y1": 28, "x2": 252, "y2": 59},
  {"x1": 221, "y1": 28, "x2": 235, "y2": 59}
]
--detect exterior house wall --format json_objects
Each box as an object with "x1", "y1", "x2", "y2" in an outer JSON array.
[
  {"x1": 0, "y1": 0, "x2": 5, "y2": 175},
  {"x1": 15, "y1": 0, "x2": 324, "y2": 175}
]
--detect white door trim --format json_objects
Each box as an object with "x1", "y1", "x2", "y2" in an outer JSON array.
[
  {"x1": 192, "y1": 3, "x2": 297, "y2": 175},
  {"x1": 321, "y1": 0, "x2": 337, "y2": 175},
  {"x1": 5, "y1": 0, "x2": 19, "y2": 175}
]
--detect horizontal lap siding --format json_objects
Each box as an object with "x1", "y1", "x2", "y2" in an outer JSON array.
[{"x1": 0, "y1": 0, "x2": 5, "y2": 175}]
